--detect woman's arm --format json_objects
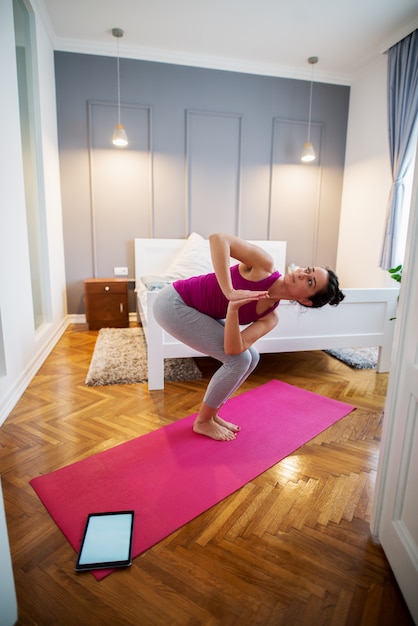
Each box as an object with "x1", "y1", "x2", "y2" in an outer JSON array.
[
  {"x1": 209, "y1": 233, "x2": 275, "y2": 300},
  {"x1": 223, "y1": 298, "x2": 278, "y2": 354}
]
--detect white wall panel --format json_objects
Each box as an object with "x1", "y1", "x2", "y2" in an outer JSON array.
[
  {"x1": 186, "y1": 110, "x2": 242, "y2": 237},
  {"x1": 269, "y1": 119, "x2": 323, "y2": 268},
  {"x1": 88, "y1": 101, "x2": 153, "y2": 277}
]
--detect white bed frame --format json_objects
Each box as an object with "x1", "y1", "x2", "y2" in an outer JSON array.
[{"x1": 134, "y1": 238, "x2": 399, "y2": 390}]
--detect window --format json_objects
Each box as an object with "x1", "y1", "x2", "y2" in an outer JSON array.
[
  {"x1": 395, "y1": 141, "x2": 417, "y2": 267},
  {"x1": 13, "y1": 0, "x2": 49, "y2": 330}
]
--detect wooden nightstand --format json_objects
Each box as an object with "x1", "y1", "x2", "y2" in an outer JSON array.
[{"x1": 84, "y1": 278, "x2": 129, "y2": 330}]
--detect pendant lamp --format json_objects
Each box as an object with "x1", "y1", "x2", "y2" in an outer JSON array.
[
  {"x1": 112, "y1": 27, "x2": 128, "y2": 147},
  {"x1": 301, "y1": 56, "x2": 318, "y2": 163}
]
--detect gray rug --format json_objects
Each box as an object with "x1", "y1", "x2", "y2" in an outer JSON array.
[
  {"x1": 324, "y1": 347, "x2": 378, "y2": 369},
  {"x1": 86, "y1": 327, "x2": 202, "y2": 386}
]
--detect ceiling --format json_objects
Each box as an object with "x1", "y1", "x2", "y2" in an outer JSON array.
[{"x1": 40, "y1": 0, "x2": 418, "y2": 84}]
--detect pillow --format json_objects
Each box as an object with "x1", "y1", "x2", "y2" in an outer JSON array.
[
  {"x1": 164, "y1": 232, "x2": 213, "y2": 279},
  {"x1": 140, "y1": 276, "x2": 172, "y2": 291}
]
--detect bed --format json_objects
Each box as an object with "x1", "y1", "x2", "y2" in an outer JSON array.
[{"x1": 134, "y1": 234, "x2": 399, "y2": 390}]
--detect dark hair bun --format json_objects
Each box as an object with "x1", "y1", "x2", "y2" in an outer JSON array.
[
  {"x1": 307, "y1": 268, "x2": 345, "y2": 309},
  {"x1": 329, "y1": 288, "x2": 345, "y2": 306}
]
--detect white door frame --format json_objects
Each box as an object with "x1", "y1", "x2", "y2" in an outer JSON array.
[{"x1": 371, "y1": 143, "x2": 418, "y2": 623}]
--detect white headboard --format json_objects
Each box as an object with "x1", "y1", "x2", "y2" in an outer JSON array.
[
  {"x1": 135, "y1": 238, "x2": 186, "y2": 280},
  {"x1": 134, "y1": 238, "x2": 287, "y2": 285}
]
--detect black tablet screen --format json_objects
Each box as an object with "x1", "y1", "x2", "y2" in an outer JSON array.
[{"x1": 75, "y1": 511, "x2": 134, "y2": 571}]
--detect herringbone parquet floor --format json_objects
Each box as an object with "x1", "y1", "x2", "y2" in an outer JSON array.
[{"x1": 0, "y1": 324, "x2": 414, "y2": 625}]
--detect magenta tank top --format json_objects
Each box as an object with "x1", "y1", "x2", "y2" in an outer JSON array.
[{"x1": 173, "y1": 264, "x2": 281, "y2": 324}]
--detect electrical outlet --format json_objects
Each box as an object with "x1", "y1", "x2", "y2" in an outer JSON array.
[{"x1": 114, "y1": 266, "x2": 128, "y2": 276}]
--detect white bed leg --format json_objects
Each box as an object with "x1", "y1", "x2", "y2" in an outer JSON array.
[
  {"x1": 147, "y1": 297, "x2": 165, "y2": 390},
  {"x1": 148, "y1": 352, "x2": 164, "y2": 390},
  {"x1": 377, "y1": 300, "x2": 398, "y2": 373},
  {"x1": 377, "y1": 343, "x2": 393, "y2": 373}
]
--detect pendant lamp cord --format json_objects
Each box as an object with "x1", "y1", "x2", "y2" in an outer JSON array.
[
  {"x1": 307, "y1": 66, "x2": 314, "y2": 142},
  {"x1": 116, "y1": 37, "x2": 121, "y2": 125}
]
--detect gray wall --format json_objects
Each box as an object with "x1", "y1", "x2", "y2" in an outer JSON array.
[{"x1": 54, "y1": 52, "x2": 349, "y2": 314}]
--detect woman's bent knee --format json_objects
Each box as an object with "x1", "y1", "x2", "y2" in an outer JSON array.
[{"x1": 226, "y1": 349, "x2": 258, "y2": 374}]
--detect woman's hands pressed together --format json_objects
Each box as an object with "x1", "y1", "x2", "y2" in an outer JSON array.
[
  {"x1": 227, "y1": 287, "x2": 270, "y2": 304},
  {"x1": 223, "y1": 288, "x2": 273, "y2": 355}
]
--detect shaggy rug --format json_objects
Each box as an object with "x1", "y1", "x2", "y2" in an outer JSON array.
[
  {"x1": 324, "y1": 346, "x2": 378, "y2": 369},
  {"x1": 85, "y1": 327, "x2": 202, "y2": 386}
]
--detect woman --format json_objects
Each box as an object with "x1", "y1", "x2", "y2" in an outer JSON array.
[{"x1": 153, "y1": 233, "x2": 345, "y2": 442}]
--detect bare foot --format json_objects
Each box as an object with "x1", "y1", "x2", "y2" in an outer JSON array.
[
  {"x1": 213, "y1": 414, "x2": 240, "y2": 433},
  {"x1": 193, "y1": 417, "x2": 236, "y2": 441}
]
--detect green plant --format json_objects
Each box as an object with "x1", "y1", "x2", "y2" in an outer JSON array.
[
  {"x1": 388, "y1": 264, "x2": 402, "y2": 320},
  {"x1": 388, "y1": 264, "x2": 402, "y2": 283}
]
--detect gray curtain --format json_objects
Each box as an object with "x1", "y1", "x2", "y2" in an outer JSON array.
[{"x1": 380, "y1": 29, "x2": 418, "y2": 269}]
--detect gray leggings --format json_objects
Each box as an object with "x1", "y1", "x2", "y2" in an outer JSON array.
[{"x1": 153, "y1": 285, "x2": 259, "y2": 409}]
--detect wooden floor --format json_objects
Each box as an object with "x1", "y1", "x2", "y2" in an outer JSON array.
[{"x1": 1, "y1": 324, "x2": 414, "y2": 626}]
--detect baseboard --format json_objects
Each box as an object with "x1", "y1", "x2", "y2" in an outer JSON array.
[
  {"x1": 67, "y1": 313, "x2": 86, "y2": 324},
  {"x1": 0, "y1": 317, "x2": 70, "y2": 427},
  {"x1": 67, "y1": 313, "x2": 137, "y2": 325}
]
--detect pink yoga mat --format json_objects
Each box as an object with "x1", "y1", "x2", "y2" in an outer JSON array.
[{"x1": 30, "y1": 380, "x2": 355, "y2": 579}]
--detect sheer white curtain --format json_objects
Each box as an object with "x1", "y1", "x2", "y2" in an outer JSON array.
[{"x1": 380, "y1": 29, "x2": 418, "y2": 270}]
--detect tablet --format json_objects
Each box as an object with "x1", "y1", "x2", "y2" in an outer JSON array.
[{"x1": 75, "y1": 511, "x2": 135, "y2": 572}]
